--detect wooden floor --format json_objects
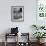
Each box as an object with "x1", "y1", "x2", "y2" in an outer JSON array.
[{"x1": 0, "y1": 42, "x2": 46, "y2": 46}]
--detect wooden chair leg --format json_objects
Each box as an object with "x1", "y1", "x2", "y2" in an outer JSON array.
[
  {"x1": 4, "y1": 33, "x2": 7, "y2": 46},
  {"x1": 15, "y1": 33, "x2": 18, "y2": 46},
  {"x1": 17, "y1": 34, "x2": 18, "y2": 46},
  {"x1": 4, "y1": 41, "x2": 7, "y2": 46}
]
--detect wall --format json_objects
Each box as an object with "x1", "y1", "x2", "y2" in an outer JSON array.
[{"x1": 0, "y1": 0, "x2": 36, "y2": 42}]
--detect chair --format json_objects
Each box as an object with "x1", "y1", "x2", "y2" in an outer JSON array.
[
  {"x1": 4, "y1": 27, "x2": 19, "y2": 46},
  {"x1": 4, "y1": 33, "x2": 18, "y2": 46}
]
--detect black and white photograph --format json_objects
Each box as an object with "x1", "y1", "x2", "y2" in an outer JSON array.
[{"x1": 11, "y1": 6, "x2": 24, "y2": 22}]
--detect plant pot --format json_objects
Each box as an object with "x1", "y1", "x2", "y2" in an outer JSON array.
[
  {"x1": 37, "y1": 39, "x2": 45, "y2": 44},
  {"x1": 37, "y1": 39, "x2": 40, "y2": 43},
  {"x1": 40, "y1": 39, "x2": 45, "y2": 43}
]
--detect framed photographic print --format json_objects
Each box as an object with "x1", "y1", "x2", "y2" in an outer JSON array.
[{"x1": 11, "y1": 6, "x2": 24, "y2": 22}]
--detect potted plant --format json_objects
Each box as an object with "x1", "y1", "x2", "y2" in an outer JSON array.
[{"x1": 33, "y1": 32, "x2": 46, "y2": 43}]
